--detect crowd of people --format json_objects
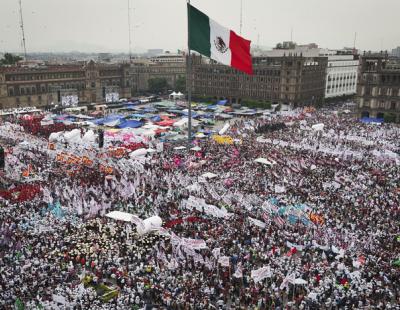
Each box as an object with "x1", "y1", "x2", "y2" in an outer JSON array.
[{"x1": 0, "y1": 108, "x2": 399, "y2": 309}]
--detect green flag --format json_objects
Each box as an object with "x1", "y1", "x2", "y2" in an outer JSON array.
[{"x1": 15, "y1": 298, "x2": 24, "y2": 310}]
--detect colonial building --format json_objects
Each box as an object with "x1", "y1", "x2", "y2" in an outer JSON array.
[
  {"x1": 261, "y1": 47, "x2": 359, "y2": 99},
  {"x1": 357, "y1": 52, "x2": 400, "y2": 122},
  {"x1": 320, "y1": 49, "x2": 359, "y2": 99},
  {"x1": 190, "y1": 54, "x2": 327, "y2": 106},
  {"x1": 0, "y1": 56, "x2": 186, "y2": 109}
]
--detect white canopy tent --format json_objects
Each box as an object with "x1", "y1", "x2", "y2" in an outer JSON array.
[{"x1": 169, "y1": 91, "x2": 185, "y2": 100}]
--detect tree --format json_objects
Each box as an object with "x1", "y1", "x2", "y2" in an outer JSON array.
[
  {"x1": 0, "y1": 53, "x2": 23, "y2": 66},
  {"x1": 175, "y1": 75, "x2": 186, "y2": 93},
  {"x1": 148, "y1": 77, "x2": 169, "y2": 94},
  {"x1": 384, "y1": 112, "x2": 397, "y2": 123},
  {"x1": 241, "y1": 100, "x2": 271, "y2": 109}
]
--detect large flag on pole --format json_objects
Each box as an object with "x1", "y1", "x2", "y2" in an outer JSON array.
[{"x1": 188, "y1": 4, "x2": 253, "y2": 75}]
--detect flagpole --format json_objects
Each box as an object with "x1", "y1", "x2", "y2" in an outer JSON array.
[{"x1": 187, "y1": 0, "x2": 192, "y2": 145}]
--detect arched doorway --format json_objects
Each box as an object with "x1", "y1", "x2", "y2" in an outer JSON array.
[{"x1": 361, "y1": 111, "x2": 369, "y2": 118}]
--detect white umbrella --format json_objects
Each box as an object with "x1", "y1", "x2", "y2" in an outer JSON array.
[
  {"x1": 294, "y1": 278, "x2": 307, "y2": 285},
  {"x1": 174, "y1": 146, "x2": 186, "y2": 150},
  {"x1": 202, "y1": 172, "x2": 218, "y2": 179}
]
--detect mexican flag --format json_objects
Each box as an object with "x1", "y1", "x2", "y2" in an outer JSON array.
[{"x1": 188, "y1": 4, "x2": 253, "y2": 75}]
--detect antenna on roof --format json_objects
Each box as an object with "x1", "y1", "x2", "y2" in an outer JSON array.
[
  {"x1": 240, "y1": 0, "x2": 243, "y2": 35},
  {"x1": 127, "y1": 0, "x2": 133, "y2": 61},
  {"x1": 18, "y1": 0, "x2": 27, "y2": 60},
  {"x1": 353, "y1": 32, "x2": 357, "y2": 52},
  {"x1": 291, "y1": 26, "x2": 293, "y2": 42}
]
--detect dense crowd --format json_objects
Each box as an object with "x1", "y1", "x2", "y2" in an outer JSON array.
[{"x1": 0, "y1": 109, "x2": 399, "y2": 309}]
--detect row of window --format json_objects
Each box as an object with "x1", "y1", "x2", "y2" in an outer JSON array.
[
  {"x1": 328, "y1": 74, "x2": 357, "y2": 81},
  {"x1": 363, "y1": 87, "x2": 400, "y2": 97},
  {"x1": 327, "y1": 87, "x2": 356, "y2": 94},
  {"x1": 8, "y1": 82, "x2": 86, "y2": 96},
  {"x1": 6, "y1": 72, "x2": 84, "y2": 82},
  {"x1": 327, "y1": 82, "x2": 356, "y2": 88},
  {"x1": 362, "y1": 100, "x2": 398, "y2": 110}
]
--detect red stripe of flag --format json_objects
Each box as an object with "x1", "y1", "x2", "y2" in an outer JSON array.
[{"x1": 229, "y1": 31, "x2": 253, "y2": 75}]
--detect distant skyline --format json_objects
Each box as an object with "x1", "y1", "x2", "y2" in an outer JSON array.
[{"x1": 1, "y1": 0, "x2": 399, "y2": 54}]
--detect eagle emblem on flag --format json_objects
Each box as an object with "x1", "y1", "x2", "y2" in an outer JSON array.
[{"x1": 214, "y1": 36, "x2": 228, "y2": 53}]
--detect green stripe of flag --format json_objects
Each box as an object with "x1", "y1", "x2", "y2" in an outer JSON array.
[{"x1": 188, "y1": 4, "x2": 211, "y2": 57}]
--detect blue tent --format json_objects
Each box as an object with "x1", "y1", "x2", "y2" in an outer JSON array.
[
  {"x1": 93, "y1": 114, "x2": 124, "y2": 125},
  {"x1": 117, "y1": 120, "x2": 144, "y2": 128},
  {"x1": 129, "y1": 114, "x2": 147, "y2": 119},
  {"x1": 92, "y1": 118, "x2": 105, "y2": 125},
  {"x1": 217, "y1": 99, "x2": 228, "y2": 105},
  {"x1": 360, "y1": 117, "x2": 383, "y2": 124},
  {"x1": 180, "y1": 111, "x2": 198, "y2": 118},
  {"x1": 206, "y1": 105, "x2": 218, "y2": 110},
  {"x1": 141, "y1": 107, "x2": 157, "y2": 113},
  {"x1": 125, "y1": 100, "x2": 140, "y2": 106},
  {"x1": 199, "y1": 113, "x2": 214, "y2": 119},
  {"x1": 150, "y1": 115, "x2": 161, "y2": 122}
]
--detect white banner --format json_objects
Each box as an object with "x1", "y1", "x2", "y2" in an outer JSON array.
[
  {"x1": 251, "y1": 266, "x2": 272, "y2": 283},
  {"x1": 218, "y1": 256, "x2": 230, "y2": 267},
  {"x1": 249, "y1": 217, "x2": 266, "y2": 229}
]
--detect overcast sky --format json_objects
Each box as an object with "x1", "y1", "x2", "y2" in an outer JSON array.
[{"x1": 1, "y1": 0, "x2": 399, "y2": 54}]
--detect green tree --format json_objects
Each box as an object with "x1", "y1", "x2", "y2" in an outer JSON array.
[
  {"x1": 148, "y1": 77, "x2": 169, "y2": 94},
  {"x1": 0, "y1": 53, "x2": 23, "y2": 65},
  {"x1": 175, "y1": 75, "x2": 186, "y2": 93},
  {"x1": 241, "y1": 99, "x2": 271, "y2": 109},
  {"x1": 384, "y1": 112, "x2": 397, "y2": 123}
]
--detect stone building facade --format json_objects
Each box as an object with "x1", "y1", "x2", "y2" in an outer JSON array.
[
  {"x1": 190, "y1": 54, "x2": 328, "y2": 106},
  {"x1": 357, "y1": 53, "x2": 400, "y2": 122},
  {"x1": 0, "y1": 58, "x2": 186, "y2": 109}
]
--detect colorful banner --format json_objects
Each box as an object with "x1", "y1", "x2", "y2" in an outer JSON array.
[{"x1": 212, "y1": 135, "x2": 234, "y2": 145}]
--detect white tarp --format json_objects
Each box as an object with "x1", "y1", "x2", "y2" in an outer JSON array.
[
  {"x1": 312, "y1": 123, "x2": 325, "y2": 131},
  {"x1": 130, "y1": 148, "x2": 149, "y2": 157},
  {"x1": 274, "y1": 184, "x2": 286, "y2": 193},
  {"x1": 82, "y1": 130, "x2": 96, "y2": 143},
  {"x1": 64, "y1": 129, "x2": 81, "y2": 144},
  {"x1": 106, "y1": 211, "x2": 136, "y2": 222},
  {"x1": 254, "y1": 158, "x2": 274, "y2": 166},
  {"x1": 218, "y1": 123, "x2": 230, "y2": 135},
  {"x1": 136, "y1": 216, "x2": 163, "y2": 235},
  {"x1": 106, "y1": 212, "x2": 162, "y2": 235},
  {"x1": 49, "y1": 132, "x2": 63, "y2": 142}
]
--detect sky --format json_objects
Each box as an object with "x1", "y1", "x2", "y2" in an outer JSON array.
[{"x1": 1, "y1": 0, "x2": 399, "y2": 54}]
